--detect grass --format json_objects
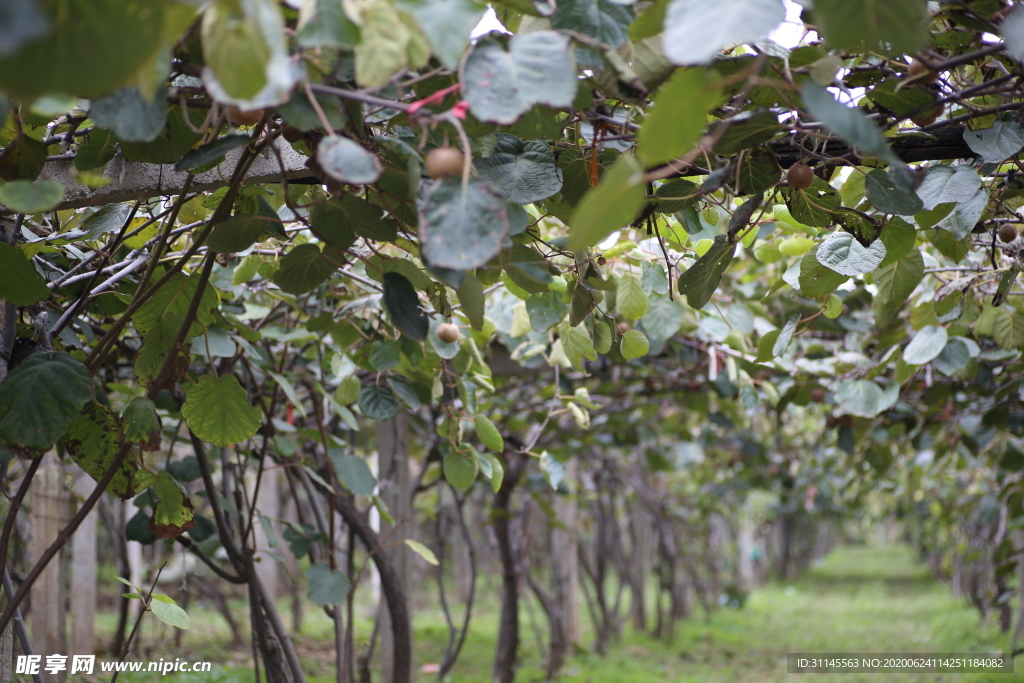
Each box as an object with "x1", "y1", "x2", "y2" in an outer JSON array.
[{"x1": 101, "y1": 544, "x2": 1022, "y2": 682}]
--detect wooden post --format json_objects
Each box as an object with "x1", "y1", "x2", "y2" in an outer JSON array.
[
  {"x1": 376, "y1": 413, "x2": 412, "y2": 683},
  {"x1": 70, "y1": 475, "x2": 97, "y2": 658},
  {"x1": 29, "y1": 452, "x2": 67, "y2": 681}
]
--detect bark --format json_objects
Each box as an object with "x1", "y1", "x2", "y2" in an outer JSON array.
[
  {"x1": 492, "y1": 450, "x2": 526, "y2": 683},
  {"x1": 376, "y1": 415, "x2": 412, "y2": 683}
]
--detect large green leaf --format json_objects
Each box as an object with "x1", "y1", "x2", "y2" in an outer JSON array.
[
  {"x1": 874, "y1": 247, "x2": 923, "y2": 305},
  {"x1": 963, "y1": 121, "x2": 1024, "y2": 164},
  {"x1": 903, "y1": 325, "x2": 948, "y2": 365},
  {"x1": 182, "y1": 374, "x2": 262, "y2": 447},
  {"x1": 865, "y1": 169, "x2": 923, "y2": 215},
  {"x1": 567, "y1": 155, "x2": 645, "y2": 250},
  {"x1": 149, "y1": 595, "x2": 190, "y2": 630},
  {"x1": 0, "y1": 352, "x2": 92, "y2": 452},
  {"x1": 662, "y1": 0, "x2": 784, "y2": 65},
  {"x1": 620, "y1": 329, "x2": 650, "y2": 360},
  {"x1": 307, "y1": 562, "x2": 350, "y2": 606},
  {"x1": 442, "y1": 444, "x2": 479, "y2": 490},
  {"x1": 916, "y1": 166, "x2": 981, "y2": 211},
  {"x1": 122, "y1": 397, "x2": 162, "y2": 451},
  {"x1": 207, "y1": 214, "x2": 277, "y2": 253},
  {"x1": 462, "y1": 32, "x2": 577, "y2": 125},
  {"x1": 64, "y1": 403, "x2": 152, "y2": 499},
  {"x1": 551, "y1": 0, "x2": 633, "y2": 67},
  {"x1": 317, "y1": 135, "x2": 383, "y2": 186},
  {"x1": 993, "y1": 307, "x2": 1024, "y2": 351},
  {"x1": 814, "y1": 0, "x2": 929, "y2": 55},
  {"x1": 802, "y1": 83, "x2": 899, "y2": 166},
  {"x1": 640, "y1": 294, "x2": 685, "y2": 343},
  {"x1": 331, "y1": 450, "x2": 378, "y2": 496},
  {"x1": 815, "y1": 231, "x2": 886, "y2": 276},
  {"x1": 0, "y1": 242, "x2": 49, "y2": 306},
  {"x1": 676, "y1": 235, "x2": 735, "y2": 309},
  {"x1": 74, "y1": 128, "x2": 118, "y2": 171},
  {"x1": 527, "y1": 292, "x2": 567, "y2": 331},
  {"x1": 325, "y1": 195, "x2": 398, "y2": 242},
  {"x1": 119, "y1": 105, "x2": 204, "y2": 164},
  {"x1": 358, "y1": 385, "x2": 400, "y2": 421},
  {"x1": 133, "y1": 273, "x2": 218, "y2": 337},
  {"x1": 616, "y1": 271, "x2": 648, "y2": 320},
  {"x1": 90, "y1": 87, "x2": 167, "y2": 143},
  {"x1": 0, "y1": 0, "x2": 166, "y2": 98},
  {"x1": 835, "y1": 379, "x2": 895, "y2": 418},
  {"x1": 937, "y1": 187, "x2": 988, "y2": 240},
  {"x1": 418, "y1": 178, "x2": 509, "y2": 270},
  {"x1": 382, "y1": 272, "x2": 429, "y2": 341},
  {"x1": 272, "y1": 244, "x2": 337, "y2": 294},
  {"x1": 798, "y1": 246, "x2": 848, "y2": 301},
  {"x1": 134, "y1": 314, "x2": 190, "y2": 389},
  {"x1": 865, "y1": 78, "x2": 936, "y2": 118},
  {"x1": 399, "y1": 0, "x2": 485, "y2": 69},
  {"x1": 201, "y1": 0, "x2": 298, "y2": 108},
  {"x1": 637, "y1": 67, "x2": 721, "y2": 166},
  {"x1": 0, "y1": 134, "x2": 46, "y2": 182},
  {"x1": 782, "y1": 178, "x2": 841, "y2": 228},
  {"x1": 149, "y1": 471, "x2": 196, "y2": 539},
  {"x1": 878, "y1": 218, "x2": 916, "y2": 268},
  {"x1": 354, "y1": 0, "x2": 412, "y2": 87},
  {"x1": 0, "y1": 180, "x2": 64, "y2": 214},
  {"x1": 475, "y1": 134, "x2": 562, "y2": 204},
  {"x1": 297, "y1": 0, "x2": 360, "y2": 49}
]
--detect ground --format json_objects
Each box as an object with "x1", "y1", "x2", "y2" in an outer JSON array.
[{"x1": 100, "y1": 544, "x2": 1021, "y2": 682}]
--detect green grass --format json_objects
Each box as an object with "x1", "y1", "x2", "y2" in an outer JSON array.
[{"x1": 106, "y1": 545, "x2": 1023, "y2": 682}]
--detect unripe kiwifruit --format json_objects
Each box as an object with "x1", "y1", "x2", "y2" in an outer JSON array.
[
  {"x1": 787, "y1": 163, "x2": 814, "y2": 190},
  {"x1": 426, "y1": 147, "x2": 465, "y2": 179},
  {"x1": 999, "y1": 223, "x2": 1019, "y2": 243},
  {"x1": 437, "y1": 322, "x2": 461, "y2": 343},
  {"x1": 227, "y1": 105, "x2": 265, "y2": 126},
  {"x1": 908, "y1": 59, "x2": 938, "y2": 84}
]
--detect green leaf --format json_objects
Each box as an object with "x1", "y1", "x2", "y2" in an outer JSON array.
[
  {"x1": 963, "y1": 121, "x2": 1024, "y2": 164},
  {"x1": 620, "y1": 329, "x2": 650, "y2": 360},
  {"x1": 122, "y1": 397, "x2": 162, "y2": 451},
  {"x1": 0, "y1": 242, "x2": 48, "y2": 305},
  {"x1": 297, "y1": 0, "x2": 360, "y2": 49},
  {"x1": 404, "y1": 538, "x2": 439, "y2": 565},
  {"x1": 175, "y1": 134, "x2": 251, "y2": 172},
  {"x1": 149, "y1": 596, "x2": 191, "y2": 630},
  {"x1": 835, "y1": 379, "x2": 893, "y2": 418},
  {"x1": 676, "y1": 235, "x2": 735, "y2": 309},
  {"x1": 0, "y1": 352, "x2": 92, "y2": 452},
  {"x1": 133, "y1": 273, "x2": 218, "y2": 337},
  {"x1": 567, "y1": 155, "x2": 645, "y2": 250},
  {"x1": 335, "y1": 376, "x2": 362, "y2": 405},
  {"x1": 307, "y1": 562, "x2": 350, "y2": 607},
  {"x1": 540, "y1": 451, "x2": 565, "y2": 489},
  {"x1": 474, "y1": 413, "x2": 504, "y2": 452},
  {"x1": 903, "y1": 325, "x2": 948, "y2": 365},
  {"x1": 382, "y1": 272, "x2": 429, "y2": 341},
  {"x1": 475, "y1": 134, "x2": 562, "y2": 204},
  {"x1": 526, "y1": 291, "x2": 567, "y2": 331},
  {"x1": 593, "y1": 319, "x2": 613, "y2": 353},
  {"x1": 878, "y1": 218, "x2": 916, "y2": 268},
  {"x1": 662, "y1": 0, "x2": 784, "y2": 65},
  {"x1": 272, "y1": 244, "x2": 336, "y2": 294},
  {"x1": 802, "y1": 82, "x2": 899, "y2": 166},
  {"x1": 814, "y1": 0, "x2": 929, "y2": 55},
  {"x1": 462, "y1": 32, "x2": 577, "y2": 125},
  {"x1": 182, "y1": 374, "x2": 262, "y2": 447},
  {"x1": 277, "y1": 89, "x2": 348, "y2": 132},
  {"x1": 798, "y1": 246, "x2": 848, "y2": 301},
  {"x1": 637, "y1": 67, "x2": 721, "y2": 166},
  {"x1": 551, "y1": 0, "x2": 633, "y2": 67},
  {"x1": 64, "y1": 403, "x2": 151, "y2": 499},
  {"x1": 874, "y1": 247, "x2": 923, "y2": 305},
  {"x1": 993, "y1": 307, "x2": 1024, "y2": 351},
  {"x1": 640, "y1": 294, "x2": 685, "y2": 343},
  {"x1": 617, "y1": 271, "x2": 648, "y2": 320},
  {"x1": 932, "y1": 337, "x2": 973, "y2": 376},
  {"x1": 202, "y1": 0, "x2": 298, "y2": 108},
  {"x1": 207, "y1": 214, "x2": 277, "y2": 253},
  {"x1": 773, "y1": 314, "x2": 800, "y2": 357},
  {"x1": 458, "y1": 273, "x2": 485, "y2": 331},
  {"x1": 479, "y1": 451, "x2": 504, "y2": 492},
  {"x1": 119, "y1": 105, "x2": 205, "y2": 164},
  {"x1": 755, "y1": 329, "x2": 780, "y2": 362},
  {"x1": 936, "y1": 188, "x2": 988, "y2": 240},
  {"x1": 782, "y1": 178, "x2": 841, "y2": 228},
  {"x1": 0, "y1": 180, "x2": 64, "y2": 213},
  {"x1": 399, "y1": 0, "x2": 485, "y2": 69},
  {"x1": 134, "y1": 314, "x2": 189, "y2": 388},
  {"x1": 358, "y1": 385, "x2": 400, "y2": 421},
  {"x1": 443, "y1": 444, "x2": 479, "y2": 490},
  {"x1": 0, "y1": 0, "x2": 166, "y2": 99},
  {"x1": 369, "y1": 341, "x2": 401, "y2": 371},
  {"x1": 330, "y1": 451, "x2": 377, "y2": 496},
  {"x1": 354, "y1": 0, "x2": 411, "y2": 87},
  {"x1": 317, "y1": 135, "x2": 383, "y2": 185},
  {"x1": 865, "y1": 169, "x2": 923, "y2": 215},
  {"x1": 916, "y1": 165, "x2": 981, "y2": 211},
  {"x1": 387, "y1": 376, "x2": 422, "y2": 410},
  {"x1": 0, "y1": 134, "x2": 46, "y2": 182},
  {"x1": 418, "y1": 179, "x2": 509, "y2": 270},
  {"x1": 326, "y1": 195, "x2": 398, "y2": 242},
  {"x1": 90, "y1": 87, "x2": 166, "y2": 143},
  {"x1": 74, "y1": 129, "x2": 118, "y2": 171},
  {"x1": 815, "y1": 231, "x2": 886, "y2": 276},
  {"x1": 268, "y1": 371, "x2": 307, "y2": 418},
  {"x1": 149, "y1": 471, "x2": 196, "y2": 539}
]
